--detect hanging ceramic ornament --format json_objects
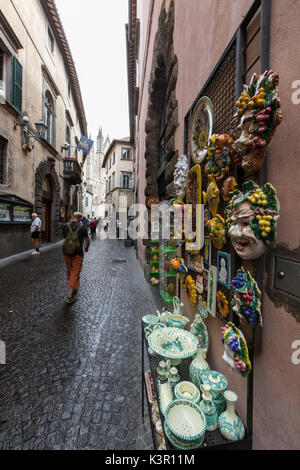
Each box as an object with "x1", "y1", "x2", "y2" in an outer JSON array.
[
  {"x1": 222, "y1": 176, "x2": 239, "y2": 202},
  {"x1": 232, "y1": 70, "x2": 282, "y2": 176},
  {"x1": 231, "y1": 268, "x2": 262, "y2": 327},
  {"x1": 207, "y1": 266, "x2": 217, "y2": 317},
  {"x1": 207, "y1": 215, "x2": 226, "y2": 250},
  {"x1": 225, "y1": 180, "x2": 280, "y2": 260},
  {"x1": 221, "y1": 322, "x2": 252, "y2": 377},
  {"x1": 205, "y1": 133, "x2": 234, "y2": 182},
  {"x1": 173, "y1": 154, "x2": 189, "y2": 200},
  {"x1": 202, "y1": 175, "x2": 220, "y2": 217}
]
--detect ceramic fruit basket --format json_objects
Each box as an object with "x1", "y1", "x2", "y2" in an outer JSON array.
[
  {"x1": 164, "y1": 399, "x2": 207, "y2": 449},
  {"x1": 174, "y1": 381, "x2": 200, "y2": 404},
  {"x1": 148, "y1": 327, "x2": 198, "y2": 360}
]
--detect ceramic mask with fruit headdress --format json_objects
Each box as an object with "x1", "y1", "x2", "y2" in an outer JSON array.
[
  {"x1": 232, "y1": 70, "x2": 282, "y2": 176},
  {"x1": 225, "y1": 180, "x2": 280, "y2": 260}
]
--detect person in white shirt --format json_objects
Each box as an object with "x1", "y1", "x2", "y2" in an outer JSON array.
[{"x1": 31, "y1": 213, "x2": 42, "y2": 255}]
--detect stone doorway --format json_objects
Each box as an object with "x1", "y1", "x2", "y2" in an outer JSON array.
[{"x1": 41, "y1": 177, "x2": 53, "y2": 243}]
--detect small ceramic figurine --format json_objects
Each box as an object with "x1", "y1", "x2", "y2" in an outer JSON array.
[
  {"x1": 203, "y1": 175, "x2": 220, "y2": 217},
  {"x1": 222, "y1": 176, "x2": 239, "y2": 201},
  {"x1": 232, "y1": 70, "x2": 282, "y2": 176},
  {"x1": 205, "y1": 133, "x2": 234, "y2": 181},
  {"x1": 207, "y1": 214, "x2": 226, "y2": 250},
  {"x1": 231, "y1": 268, "x2": 262, "y2": 327},
  {"x1": 221, "y1": 323, "x2": 252, "y2": 377},
  {"x1": 225, "y1": 180, "x2": 280, "y2": 260}
]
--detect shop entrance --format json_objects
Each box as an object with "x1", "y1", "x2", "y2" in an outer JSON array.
[{"x1": 41, "y1": 177, "x2": 53, "y2": 243}]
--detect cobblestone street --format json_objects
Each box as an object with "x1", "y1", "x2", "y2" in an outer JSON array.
[{"x1": 0, "y1": 239, "x2": 155, "y2": 450}]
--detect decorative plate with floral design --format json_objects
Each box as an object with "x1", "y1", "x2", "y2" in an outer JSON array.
[
  {"x1": 148, "y1": 327, "x2": 198, "y2": 360},
  {"x1": 190, "y1": 96, "x2": 214, "y2": 164}
]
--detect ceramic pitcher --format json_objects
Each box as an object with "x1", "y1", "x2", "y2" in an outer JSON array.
[
  {"x1": 218, "y1": 390, "x2": 245, "y2": 441},
  {"x1": 189, "y1": 346, "x2": 210, "y2": 388}
]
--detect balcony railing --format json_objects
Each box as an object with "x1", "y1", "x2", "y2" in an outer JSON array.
[{"x1": 63, "y1": 158, "x2": 82, "y2": 185}]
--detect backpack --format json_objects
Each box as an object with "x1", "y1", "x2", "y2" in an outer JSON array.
[{"x1": 63, "y1": 223, "x2": 82, "y2": 256}]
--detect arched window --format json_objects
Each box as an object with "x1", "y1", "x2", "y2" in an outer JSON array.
[{"x1": 44, "y1": 90, "x2": 55, "y2": 146}]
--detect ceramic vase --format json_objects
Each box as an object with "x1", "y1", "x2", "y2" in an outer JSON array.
[
  {"x1": 189, "y1": 346, "x2": 210, "y2": 388},
  {"x1": 218, "y1": 390, "x2": 245, "y2": 441},
  {"x1": 199, "y1": 385, "x2": 218, "y2": 431}
]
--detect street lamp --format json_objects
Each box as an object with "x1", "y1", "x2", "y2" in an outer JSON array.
[{"x1": 14, "y1": 114, "x2": 47, "y2": 152}]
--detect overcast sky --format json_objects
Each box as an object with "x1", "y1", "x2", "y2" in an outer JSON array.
[{"x1": 55, "y1": 0, "x2": 130, "y2": 143}]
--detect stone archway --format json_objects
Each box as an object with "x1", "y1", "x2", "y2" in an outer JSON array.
[
  {"x1": 35, "y1": 161, "x2": 61, "y2": 241},
  {"x1": 144, "y1": 2, "x2": 179, "y2": 263}
]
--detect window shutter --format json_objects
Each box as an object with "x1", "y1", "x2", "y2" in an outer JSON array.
[
  {"x1": 129, "y1": 174, "x2": 134, "y2": 189},
  {"x1": 12, "y1": 56, "x2": 22, "y2": 112},
  {"x1": 120, "y1": 175, "x2": 123, "y2": 189}
]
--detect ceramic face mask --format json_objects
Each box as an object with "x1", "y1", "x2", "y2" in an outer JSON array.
[
  {"x1": 232, "y1": 70, "x2": 282, "y2": 176},
  {"x1": 225, "y1": 181, "x2": 280, "y2": 260}
]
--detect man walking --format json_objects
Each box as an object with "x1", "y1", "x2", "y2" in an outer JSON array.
[
  {"x1": 31, "y1": 212, "x2": 42, "y2": 255},
  {"x1": 63, "y1": 212, "x2": 90, "y2": 304}
]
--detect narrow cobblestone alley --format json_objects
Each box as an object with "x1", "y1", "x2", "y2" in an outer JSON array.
[{"x1": 0, "y1": 239, "x2": 154, "y2": 450}]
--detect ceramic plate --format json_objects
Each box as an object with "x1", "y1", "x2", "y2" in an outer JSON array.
[
  {"x1": 201, "y1": 370, "x2": 228, "y2": 392},
  {"x1": 190, "y1": 96, "x2": 213, "y2": 164},
  {"x1": 148, "y1": 327, "x2": 199, "y2": 360}
]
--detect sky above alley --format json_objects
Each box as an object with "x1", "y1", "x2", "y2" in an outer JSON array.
[{"x1": 55, "y1": 0, "x2": 130, "y2": 144}]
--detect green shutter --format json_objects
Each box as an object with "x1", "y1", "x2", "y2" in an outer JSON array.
[{"x1": 12, "y1": 56, "x2": 22, "y2": 112}]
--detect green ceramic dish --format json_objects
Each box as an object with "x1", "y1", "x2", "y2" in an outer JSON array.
[
  {"x1": 142, "y1": 315, "x2": 159, "y2": 326},
  {"x1": 148, "y1": 327, "x2": 198, "y2": 360},
  {"x1": 164, "y1": 422, "x2": 205, "y2": 450}
]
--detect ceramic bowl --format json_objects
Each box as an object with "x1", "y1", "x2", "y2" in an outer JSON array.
[
  {"x1": 164, "y1": 422, "x2": 205, "y2": 450},
  {"x1": 148, "y1": 327, "x2": 198, "y2": 360},
  {"x1": 168, "y1": 315, "x2": 188, "y2": 329},
  {"x1": 165, "y1": 399, "x2": 206, "y2": 443},
  {"x1": 144, "y1": 322, "x2": 166, "y2": 338},
  {"x1": 174, "y1": 381, "x2": 200, "y2": 404},
  {"x1": 142, "y1": 315, "x2": 159, "y2": 327}
]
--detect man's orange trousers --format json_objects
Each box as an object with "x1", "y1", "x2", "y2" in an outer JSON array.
[{"x1": 64, "y1": 255, "x2": 83, "y2": 290}]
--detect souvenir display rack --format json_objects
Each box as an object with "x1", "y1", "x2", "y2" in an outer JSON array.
[
  {"x1": 159, "y1": 221, "x2": 177, "y2": 302},
  {"x1": 141, "y1": 322, "x2": 252, "y2": 451}
]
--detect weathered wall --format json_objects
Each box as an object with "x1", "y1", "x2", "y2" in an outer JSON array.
[{"x1": 135, "y1": 0, "x2": 300, "y2": 449}]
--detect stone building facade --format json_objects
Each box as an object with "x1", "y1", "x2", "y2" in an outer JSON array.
[
  {"x1": 127, "y1": 0, "x2": 300, "y2": 451},
  {"x1": 0, "y1": 0, "x2": 87, "y2": 258}
]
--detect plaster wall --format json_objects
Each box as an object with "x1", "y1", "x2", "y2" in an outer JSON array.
[
  {"x1": 251, "y1": 0, "x2": 300, "y2": 450},
  {"x1": 0, "y1": 0, "x2": 83, "y2": 204},
  {"x1": 135, "y1": 0, "x2": 300, "y2": 449}
]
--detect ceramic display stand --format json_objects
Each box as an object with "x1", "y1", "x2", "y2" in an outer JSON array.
[{"x1": 141, "y1": 321, "x2": 252, "y2": 451}]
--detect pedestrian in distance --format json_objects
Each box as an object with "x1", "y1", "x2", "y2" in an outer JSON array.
[
  {"x1": 31, "y1": 212, "x2": 42, "y2": 255},
  {"x1": 90, "y1": 218, "x2": 97, "y2": 238},
  {"x1": 63, "y1": 212, "x2": 90, "y2": 305}
]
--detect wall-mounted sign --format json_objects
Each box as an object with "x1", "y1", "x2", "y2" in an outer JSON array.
[
  {"x1": 0, "y1": 203, "x2": 11, "y2": 222},
  {"x1": 77, "y1": 136, "x2": 94, "y2": 155},
  {"x1": 13, "y1": 206, "x2": 31, "y2": 222}
]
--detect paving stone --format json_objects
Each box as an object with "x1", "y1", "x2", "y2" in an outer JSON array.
[{"x1": 0, "y1": 240, "x2": 155, "y2": 450}]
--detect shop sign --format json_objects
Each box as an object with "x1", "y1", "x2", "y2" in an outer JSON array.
[
  {"x1": 13, "y1": 205, "x2": 31, "y2": 222},
  {"x1": 0, "y1": 203, "x2": 11, "y2": 222},
  {"x1": 77, "y1": 136, "x2": 94, "y2": 155}
]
